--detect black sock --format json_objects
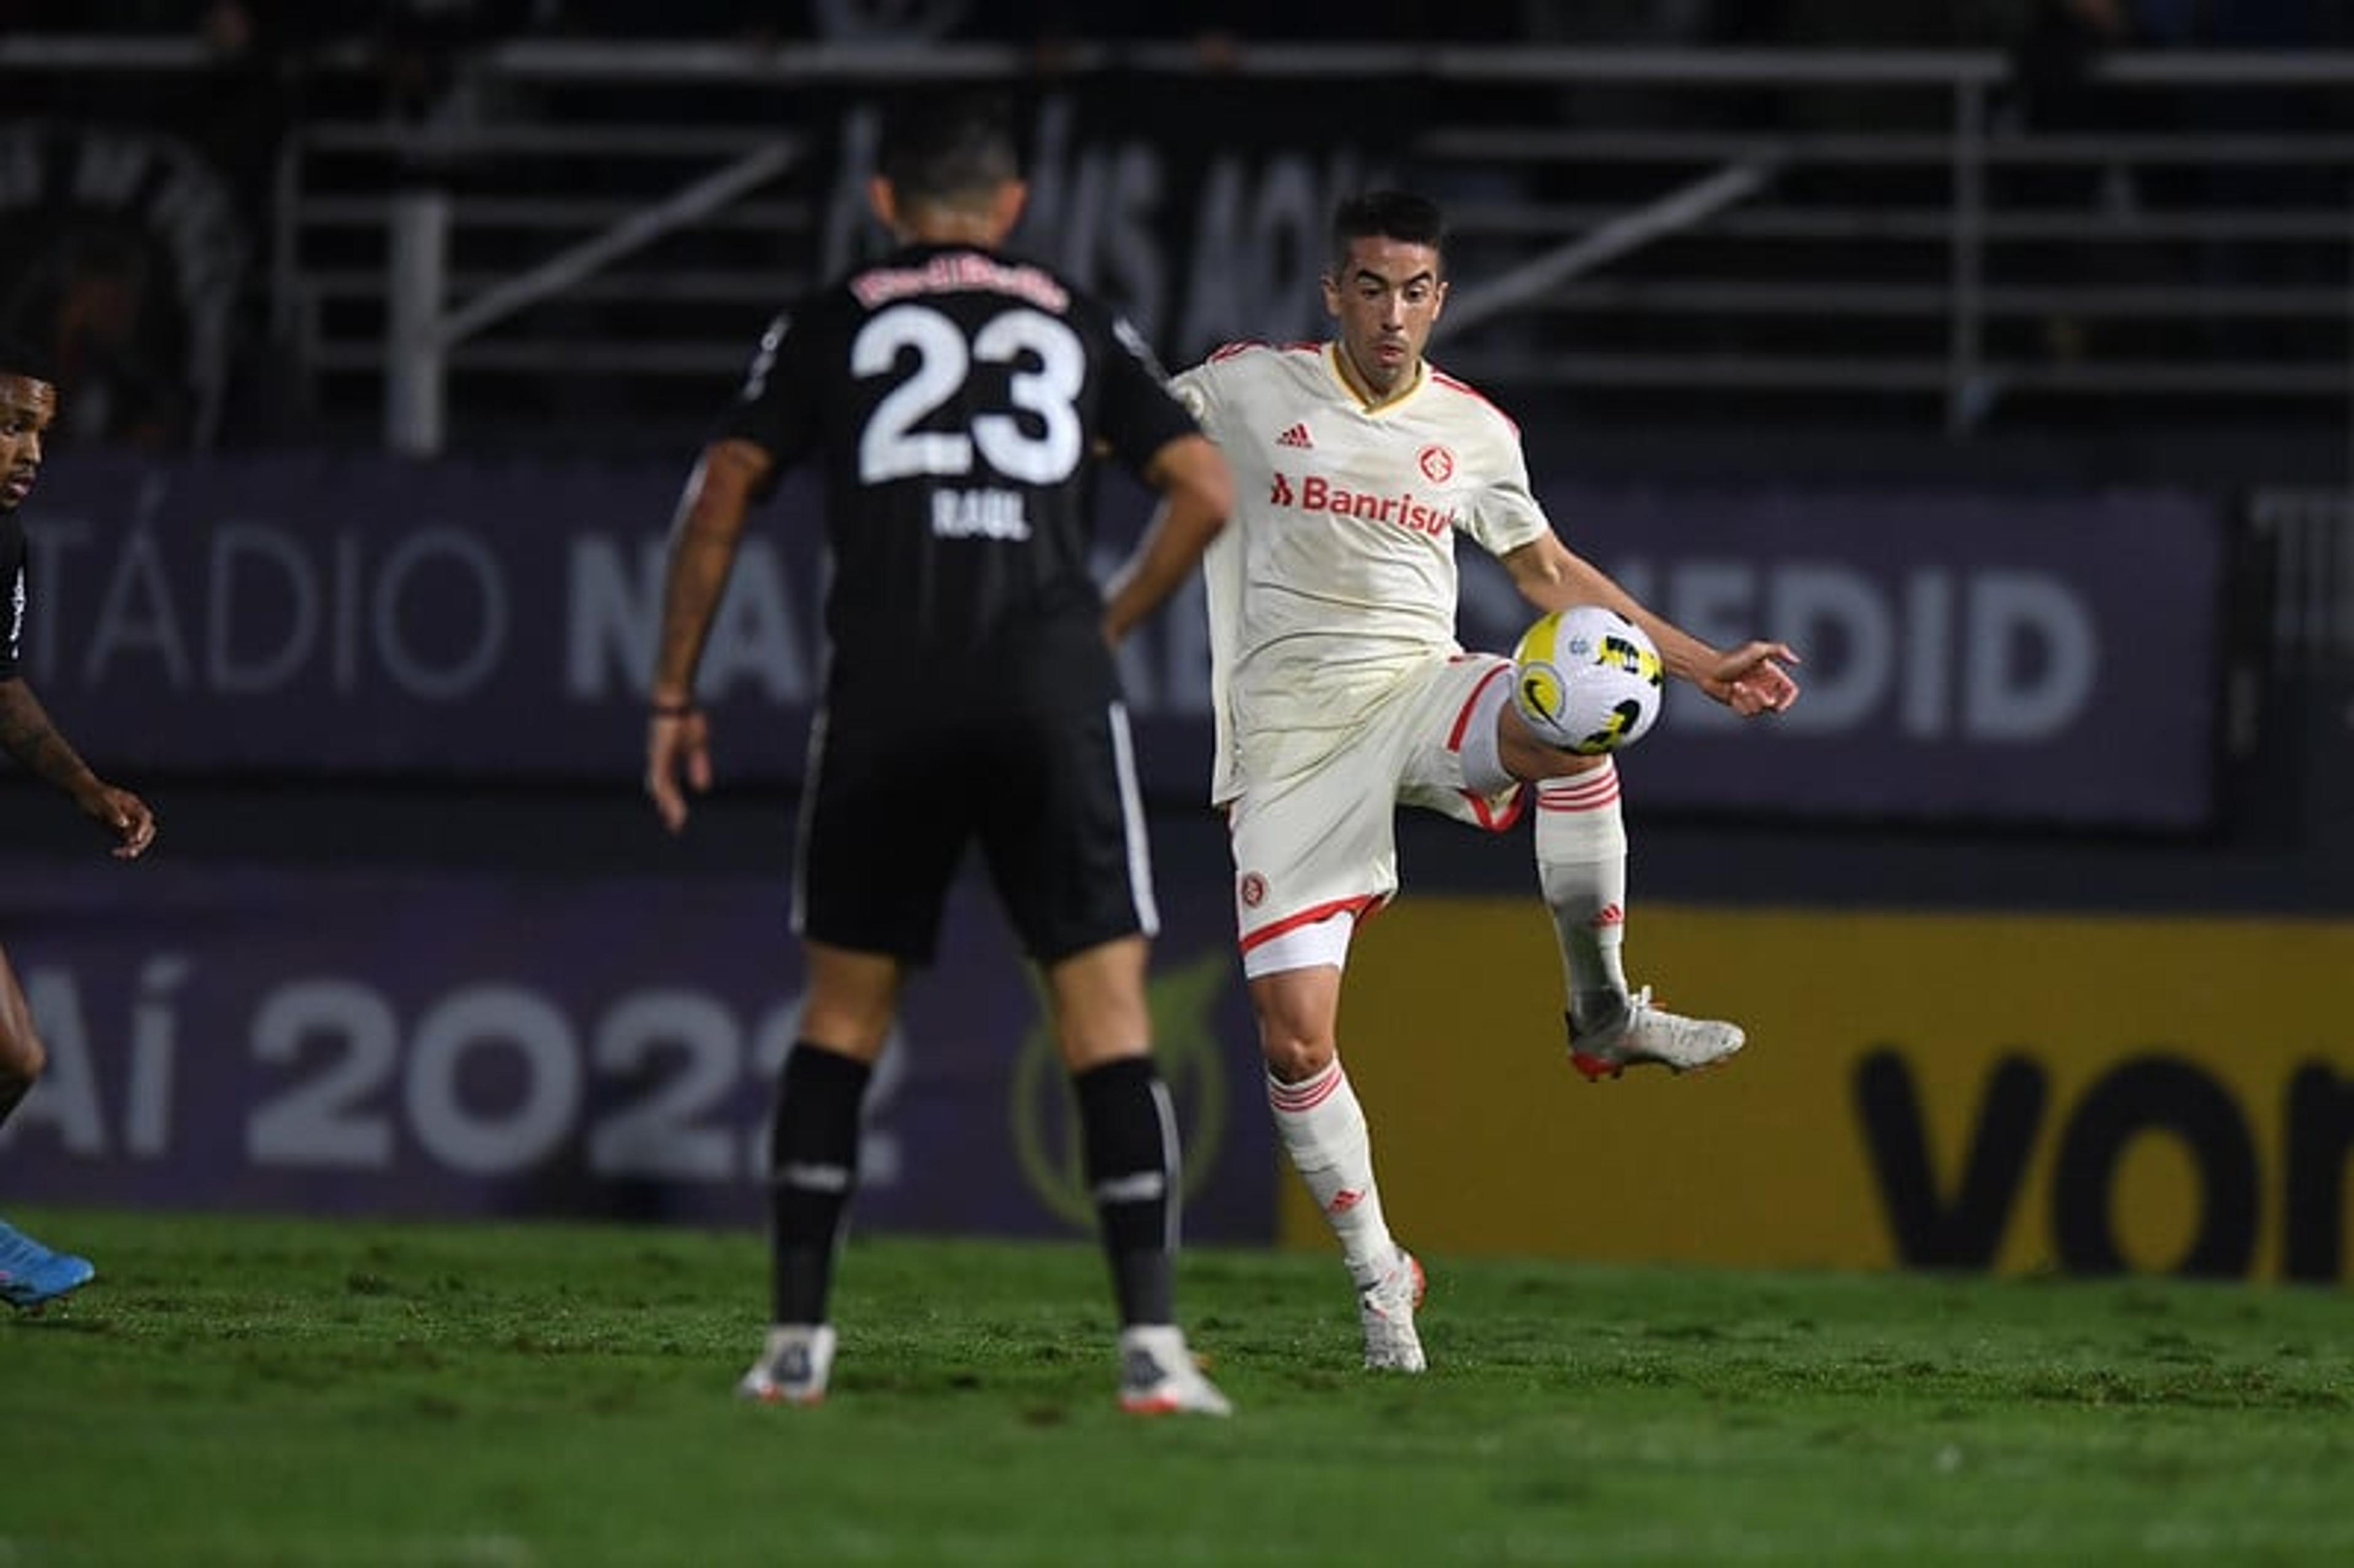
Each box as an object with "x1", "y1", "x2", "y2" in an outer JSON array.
[
  {"x1": 767, "y1": 1042, "x2": 871, "y2": 1325},
  {"x1": 1073, "y1": 1056, "x2": 1179, "y2": 1328}
]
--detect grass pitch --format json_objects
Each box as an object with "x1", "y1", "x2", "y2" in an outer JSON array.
[{"x1": 6, "y1": 1209, "x2": 2350, "y2": 1567}]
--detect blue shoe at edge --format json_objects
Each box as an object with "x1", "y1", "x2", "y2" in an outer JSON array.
[{"x1": 0, "y1": 1219, "x2": 96, "y2": 1309}]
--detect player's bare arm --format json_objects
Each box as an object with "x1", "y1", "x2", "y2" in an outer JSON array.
[
  {"x1": 0, "y1": 676, "x2": 157, "y2": 858},
  {"x1": 1101, "y1": 432, "x2": 1232, "y2": 645},
  {"x1": 646, "y1": 436, "x2": 772, "y2": 832},
  {"x1": 1501, "y1": 531, "x2": 1800, "y2": 716}
]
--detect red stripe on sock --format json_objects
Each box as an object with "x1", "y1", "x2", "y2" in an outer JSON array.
[
  {"x1": 1537, "y1": 765, "x2": 1620, "y2": 810},
  {"x1": 1268, "y1": 1064, "x2": 1344, "y2": 1114},
  {"x1": 1537, "y1": 785, "x2": 1620, "y2": 811}
]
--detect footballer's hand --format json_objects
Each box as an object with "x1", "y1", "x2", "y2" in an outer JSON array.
[
  {"x1": 646, "y1": 707, "x2": 714, "y2": 834},
  {"x1": 83, "y1": 782, "x2": 157, "y2": 859},
  {"x1": 1699, "y1": 640, "x2": 1802, "y2": 717}
]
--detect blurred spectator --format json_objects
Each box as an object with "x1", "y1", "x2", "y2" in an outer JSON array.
[
  {"x1": 1523, "y1": 0, "x2": 1715, "y2": 45},
  {"x1": 0, "y1": 1, "x2": 177, "y2": 27},
  {"x1": 1770, "y1": 0, "x2": 1986, "y2": 44},
  {"x1": 2010, "y1": 0, "x2": 2138, "y2": 138},
  {"x1": 2208, "y1": 0, "x2": 2322, "y2": 45},
  {"x1": 2181, "y1": 0, "x2": 2334, "y2": 354},
  {"x1": 1517, "y1": 0, "x2": 1717, "y2": 127},
  {"x1": 2128, "y1": 0, "x2": 2198, "y2": 43},
  {"x1": 2000, "y1": 0, "x2": 2147, "y2": 363},
  {"x1": 802, "y1": 0, "x2": 971, "y2": 40},
  {"x1": 373, "y1": 0, "x2": 544, "y2": 126},
  {"x1": 1, "y1": 229, "x2": 189, "y2": 450},
  {"x1": 543, "y1": 0, "x2": 970, "y2": 40},
  {"x1": 543, "y1": 0, "x2": 752, "y2": 34}
]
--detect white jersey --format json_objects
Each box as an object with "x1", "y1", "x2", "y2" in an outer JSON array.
[{"x1": 1170, "y1": 340, "x2": 1553, "y2": 804}]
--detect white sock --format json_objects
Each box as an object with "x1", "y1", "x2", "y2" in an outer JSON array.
[
  {"x1": 1534, "y1": 761, "x2": 1631, "y2": 1033},
  {"x1": 1267, "y1": 1059, "x2": 1396, "y2": 1289}
]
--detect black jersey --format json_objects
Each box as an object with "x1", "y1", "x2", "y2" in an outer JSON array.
[
  {"x1": 720, "y1": 243, "x2": 1196, "y2": 699},
  {"x1": 1, "y1": 508, "x2": 23, "y2": 682}
]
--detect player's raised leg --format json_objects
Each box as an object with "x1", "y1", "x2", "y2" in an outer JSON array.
[
  {"x1": 1501, "y1": 593, "x2": 1792, "y2": 1083},
  {"x1": 1522, "y1": 750, "x2": 1745, "y2": 1080}
]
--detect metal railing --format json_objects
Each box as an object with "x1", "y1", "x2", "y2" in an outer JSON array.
[
  {"x1": 6, "y1": 34, "x2": 2353, "y2": 676},
  {"x1": 7, "y1": 36, "x2": 2354, "y2": 454},
  {"x1": 230, "y1": 40, "x2": 2354, "y2": 447}
]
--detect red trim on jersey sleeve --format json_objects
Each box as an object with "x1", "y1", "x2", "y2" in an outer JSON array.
[
  {"x1": 1428, "y1": 368, "x2": 1522, "y2": 438},
  {"x1": 1206, "y1": 339, "x2": 1268, "y2": 362}
]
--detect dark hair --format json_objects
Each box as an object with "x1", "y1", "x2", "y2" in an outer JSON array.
[
  {"x1": 0, "y1": 337, "x2": 58, "y2": 384},
  {"x1": 1330, "y1": 190, "x2": 1449, "y2": 273},
  {"x1": 876, "y1": 91, "x2": 1021, "y2": 209}
]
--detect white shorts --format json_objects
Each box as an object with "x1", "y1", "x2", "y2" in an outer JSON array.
[{"x1": 1227, "y1": 652, "x2": 1524, "y2": 976}]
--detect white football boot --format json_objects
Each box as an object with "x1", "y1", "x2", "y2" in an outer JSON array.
[
  {"x1": 1568, "y1": 986, "x2": 1746, "y2": 1081},
  {"x1": 736, "y1": 1324, "x2": 836, "y2": 1406},
  {"x1": 1358, "y1": 1247, "x2": 1427, "y2": 1372},
  {"x1": 1118, "y1": 1325, "x2": 1234, "y2": 1416}
]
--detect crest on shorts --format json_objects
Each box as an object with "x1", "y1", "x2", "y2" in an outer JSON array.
[{"x1": 1238, "y1": 871, "x2": 1268, "y2": 908}]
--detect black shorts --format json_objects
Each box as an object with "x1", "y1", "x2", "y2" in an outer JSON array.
[{"x1": 793, "y1": 685, "x2": 1159, "y2": 966}]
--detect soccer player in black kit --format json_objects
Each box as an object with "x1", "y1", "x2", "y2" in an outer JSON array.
[
  {"x1": 0, "y1": 345, "x2": 158, "y2": 1309},
  {"x1": 644, "y1": 96, "x2": 1235, "y2": 1414}
]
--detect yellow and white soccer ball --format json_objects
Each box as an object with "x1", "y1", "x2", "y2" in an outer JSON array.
[{"x1": 1510, "y1": 604, "x2": 1666, "y2": 755}]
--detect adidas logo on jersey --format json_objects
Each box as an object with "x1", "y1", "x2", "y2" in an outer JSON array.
[{"x1": 1274, "y1": 422, "x2": 1313, "y2": 449}]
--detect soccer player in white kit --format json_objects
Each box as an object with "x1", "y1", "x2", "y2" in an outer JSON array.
[{"x1": 1111, "y1": 191, "x2": 1801, "y2": 1372}]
